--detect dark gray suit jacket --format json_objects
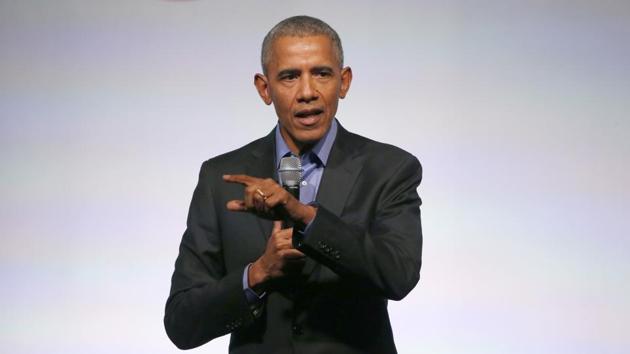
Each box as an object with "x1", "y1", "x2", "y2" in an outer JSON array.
[{"x1": 165, "y1": 123, "x2": 423, "y2": 354}]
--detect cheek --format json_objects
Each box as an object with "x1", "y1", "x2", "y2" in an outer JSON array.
[
  {"x1": 323, "y1": 92, "x2": 339, "y2": 111},
  {"x1": 322, "y1": 86, "x2": 341, "y2": 102},
  {"x1": 273, "y1": 91, "x2": 295, "y2": 113}
]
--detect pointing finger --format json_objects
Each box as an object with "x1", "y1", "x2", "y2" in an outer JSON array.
[{"x1": 223, "y1": 174, "x2": 258, "y2": 186}]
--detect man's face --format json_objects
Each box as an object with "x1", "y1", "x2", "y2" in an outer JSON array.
[{"x1": 255, "y1": 35, "x2": 352, "y2": 152}]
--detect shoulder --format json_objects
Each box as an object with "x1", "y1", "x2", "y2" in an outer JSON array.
[
  {"x1": 339, "y1": 126, "x2": 421, "y2": 172},
  {"x1": 200, "y1": 132, "x2": 273, "y2": 172}
]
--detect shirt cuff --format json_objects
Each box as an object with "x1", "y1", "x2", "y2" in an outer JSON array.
[{"x1": 242, "y1": 263, "x2": 266, "y2": 304}]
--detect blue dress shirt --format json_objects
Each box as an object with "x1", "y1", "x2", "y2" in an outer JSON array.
[{"x1": 242, "y1": 119, "x2": 338, "y2": 306}]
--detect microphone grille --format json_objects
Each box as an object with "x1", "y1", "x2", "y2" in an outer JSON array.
[{"x1": 278, "y1": 156, "x2": 302, "y2": 187}]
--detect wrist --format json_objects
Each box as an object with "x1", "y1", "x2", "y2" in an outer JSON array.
[
  {"x1": 299, "y1": 204, "x2": 317, "y2": 225},
  {"x1": 283, "y1": 195, "x2": 314, "y2": 223},
  {"x1": 248, "y1": 259, "x2": 269, "y2": 292}
]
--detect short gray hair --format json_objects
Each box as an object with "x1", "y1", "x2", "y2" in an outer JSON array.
[{"x1": 261, "y1": 15, "x2": 344, "y2": 74}]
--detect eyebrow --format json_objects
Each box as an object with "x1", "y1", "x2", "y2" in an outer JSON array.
[
  {"x1": 276, "y1": 66, "x2": 335, "y2": 79},
  {"x1": 311, "y1": 66, "x2": 334, "y2": 73}
]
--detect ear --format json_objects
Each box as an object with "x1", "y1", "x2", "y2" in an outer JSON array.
[
  {"x1": 254, "y1": 73, "x2": 272, "y2": 105},
  {"x1": 339, "y1": 67, "x2": 353, "y2": 99}
]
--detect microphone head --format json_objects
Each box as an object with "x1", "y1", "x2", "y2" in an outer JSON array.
[{"x1": 278, "y1": 156, "x2": 302, "y2": 188}]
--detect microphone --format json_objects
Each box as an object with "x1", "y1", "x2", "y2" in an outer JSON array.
[
  {"x1": 278, "y1": 156, "x2": 302, "y2": 226},
  {"x1": 278, "y1": 155, "x2": 301, "y2": 199}
]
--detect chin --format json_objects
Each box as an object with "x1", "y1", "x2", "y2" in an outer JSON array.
[{"x1": 295, "y1": 129, "x2": 326, "y2": 144}]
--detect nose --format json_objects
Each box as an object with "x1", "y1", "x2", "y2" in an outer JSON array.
[{"x1": 297, "y1": 76, "x2": 318, "y2": 103}]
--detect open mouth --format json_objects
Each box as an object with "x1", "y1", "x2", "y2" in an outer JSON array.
[{"x1": 294, "y1": 108, "x2": 324, "y2": 126}]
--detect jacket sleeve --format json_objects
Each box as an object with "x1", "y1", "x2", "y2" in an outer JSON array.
[
  {"x1": 294, "y1": 155, "x2": 423, "y2": 301},
  {"x1": 164, "y1": 161, "x2": 254, "y2": 349}
]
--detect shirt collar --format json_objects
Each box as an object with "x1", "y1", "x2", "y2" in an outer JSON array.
[{"x1": 275, "y1": 118, "x2": 338, "y2": 168}]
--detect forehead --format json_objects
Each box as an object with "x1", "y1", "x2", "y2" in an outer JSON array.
[{"x1": 268, "y1": 35, "x2": 338, "y2": 69}]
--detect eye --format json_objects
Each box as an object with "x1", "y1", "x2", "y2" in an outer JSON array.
[
  {"x1": 314, "y1": 70, "x2": 332, "y2": 78},
  {"x1": 279, "y1": 71, "x2": 299, "y2": 81},
  {"x1": 282, "y1": 74, "x2": 298, "y2": 81}
]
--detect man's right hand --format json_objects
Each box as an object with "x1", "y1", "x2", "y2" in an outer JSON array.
[{"x1": 248, "y1": 221, "x2": 305, "y2": 291}]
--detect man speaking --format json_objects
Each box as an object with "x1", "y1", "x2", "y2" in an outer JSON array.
[{"x1": 165, "y1": 15, "x2": 423, "y2": 354}]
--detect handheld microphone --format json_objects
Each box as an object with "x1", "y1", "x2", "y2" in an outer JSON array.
[
  {"x1": 278, "y1": 156, "x2": 302, "y2": 227},
  {"x1": 278, "y1": 155, "x2": 302, "y2": 199}
]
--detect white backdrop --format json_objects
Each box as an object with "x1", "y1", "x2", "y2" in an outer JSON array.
[{"x1": 1, "y1": 1, "x2": 629, "y2": 353}]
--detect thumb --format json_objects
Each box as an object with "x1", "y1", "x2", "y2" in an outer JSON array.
[{"x1": 272, "y1": 220, "x2": 283, "y2": 233}]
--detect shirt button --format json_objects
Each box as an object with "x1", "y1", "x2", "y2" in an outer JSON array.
[{"x1": 301, "y1": 181, "x2": 307, "y2": 186}]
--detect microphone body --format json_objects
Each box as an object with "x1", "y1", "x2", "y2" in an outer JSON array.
[{"x1": 278, "y1": 156, "x2": 302, "y2": 228}]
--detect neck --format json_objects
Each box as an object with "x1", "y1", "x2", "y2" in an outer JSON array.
[{"x1": 279, "y1": 128, "x2": 313, "y2": 156}]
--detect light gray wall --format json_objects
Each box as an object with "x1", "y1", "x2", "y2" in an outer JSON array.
[{"x1": 1, "y1": 1, "x2": 629, "y2": 353}]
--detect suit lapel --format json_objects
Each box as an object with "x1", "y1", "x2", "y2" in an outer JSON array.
[
  {"x1": 315, "y1": 145, "x2": 363, "y2": 217},
  {"x1": 317, "y1": 124, "x2": 364, "y2": 217},
  {"x1": 245, "y1": 129, "x2": 276, "y2": 241},
  {"x1": 302, "y1": 124, "x2": 364, "y2": 277}
]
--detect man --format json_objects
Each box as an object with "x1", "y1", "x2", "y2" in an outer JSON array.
[{"x1": 165, "y1": 16, "x2": 422, "y2": 354}]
